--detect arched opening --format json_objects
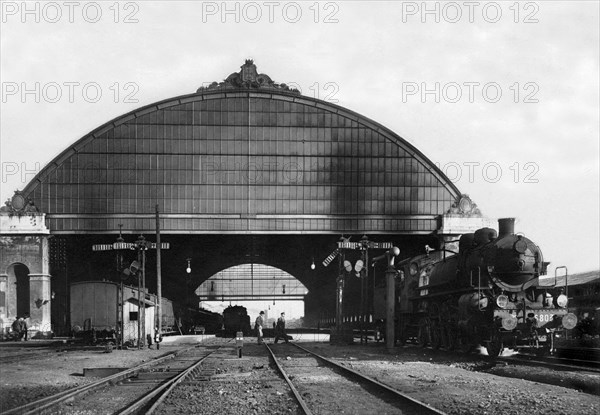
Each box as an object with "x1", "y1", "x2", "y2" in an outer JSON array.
[
  {"x1": 7, "y1": 263, "x2": 30, "y2": 318},
  {"x1": 196, "y1": 263, "x2": 308, "y2": 327}
]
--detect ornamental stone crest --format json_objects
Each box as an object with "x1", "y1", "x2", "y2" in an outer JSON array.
[
  {"x1": 197, "y1": 59, "x2": 300, "y2": 94},
  {"x1": 446, "y1": 194, "x2": 482, "y2": 217},
  {"x1": 0, "y1": 190, "x2": 40, "y2": 216}
]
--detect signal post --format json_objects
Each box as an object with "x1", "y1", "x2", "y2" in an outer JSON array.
[{"x1": 323, "y1": 238, "x2": 395, "y2": 345}]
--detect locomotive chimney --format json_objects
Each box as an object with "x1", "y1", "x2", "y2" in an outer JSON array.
[{"x1": 498, "y1": 218, "x2": 515, "y2": 237}]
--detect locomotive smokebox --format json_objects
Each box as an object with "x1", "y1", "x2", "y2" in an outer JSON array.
[{"x1": 498, "y1": 218, "x2": 515, "y2": 237}]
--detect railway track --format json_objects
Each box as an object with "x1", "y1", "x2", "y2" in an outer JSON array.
[
  {"x1": 401, "y1": 342, "x2": 600, "y2": 372},
  {"x1": 3, "y1": 338, "x2": 231, "y2": 415},
  {"x1": 0, "y1": 345, "x2": 110, "y2": 365},
  {"x1": 499, "y1": 351, "x2": 600, "y2": 373},
  {"x1": 0, "y1": 348, "x2": 60, "y2": 364},
  {"x1": 264, "y1": 342, "x2": 447, "y2": 415}
]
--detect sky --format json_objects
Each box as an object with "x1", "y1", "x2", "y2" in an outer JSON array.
[{"x1": 1, "y1": 0, "x2": 599, "y2": 303}]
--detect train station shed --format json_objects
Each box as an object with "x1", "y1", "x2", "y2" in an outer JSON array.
[{"x1": 0, "y1": 60, "x2": 493, "y2": 337}]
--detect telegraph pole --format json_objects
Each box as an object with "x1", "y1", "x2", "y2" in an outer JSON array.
[
  {"x1": 136, "y1": 240, "x2": 143, "y2": 349},
  {"x1": 133, "y1": 235, "x2": 151, "y2": 349},
  {"x1": 116, "y1": 225, "x2": 125, "y2": 350},
  {"x1": 156, "y1": 205, "x2": 162, "y2": 349}
]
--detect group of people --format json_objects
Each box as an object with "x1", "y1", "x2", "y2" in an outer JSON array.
[
  {"x1": 11, "y1": 315, "x2": 29, "y2": 341},
  {"x1": 254, "y1": 310, "x2": 292, "y2": 344}
]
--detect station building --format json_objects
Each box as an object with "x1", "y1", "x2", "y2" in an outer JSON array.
[{"x1": 0, "y1": 60, "x2": 492, "y2": 338}]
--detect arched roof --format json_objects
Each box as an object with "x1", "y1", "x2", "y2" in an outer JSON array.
[
  {"x1": 23, "y1": 61, "x2": 461, "y2": 234},
  {"x1": 196, "y1": 263, "x2": 308, "y2": 302}
]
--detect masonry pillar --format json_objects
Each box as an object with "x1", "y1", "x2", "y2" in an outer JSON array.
[
  {"x1": 28, "y1": 274, "x2": 52, "y2": 332},
  {"x1": 0, "y1": 191, "x2": 52, "y2": 338}
]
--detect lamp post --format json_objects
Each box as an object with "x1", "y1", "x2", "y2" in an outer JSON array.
[
  {"x1": 376, "y1": 247, "x2": 400, "y2": 352},
  {"x1": 359, "y1": 235, "x2": 369, "y2": 343},
  {"x1": 335, "y1": 237, "x2": 346, "y2": 338},
  {"x1": 186, "y1": 258, "x2": 192, "y2": 333}
]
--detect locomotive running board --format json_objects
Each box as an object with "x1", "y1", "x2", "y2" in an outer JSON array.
[{"x1": 408, "y1": 286, "x2": 488, "y2": 300}]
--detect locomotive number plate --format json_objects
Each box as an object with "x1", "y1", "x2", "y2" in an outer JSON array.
[
  {"x1": 528, "y1": 309, "x2": 564, "y2": 328},
  {"x1": 534, "y1": 313, "x2": 554, "y2": 323}
]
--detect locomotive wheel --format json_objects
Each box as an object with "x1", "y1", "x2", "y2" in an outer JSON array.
[
  {"x1": 439, "y1": 325, "x2": 449, "y2": 349},
  {"x1": 429, "y1": 303, "x2": 441, "y2": 320},
  {"x1": 456, "y1": 333, "x2": 473, "y2": 354},
  {"x1": 417, "y1": 318, "x2": 431, "y2": 348},
  {"x1": 535, "y1": 344, "x2": 551, "y2": 356},
  {"x1": 430, "y1": 325, "x2": 442, "y2": 350},
  {"x1": 428, "y1": 305, "x2": 442, "y2": 349},
  {"x1": 444, "y1": 326, "x2": 457, "y2": 351},
  {"x1": 441, "y1": 325, "x2": 456, "y2": 350}
]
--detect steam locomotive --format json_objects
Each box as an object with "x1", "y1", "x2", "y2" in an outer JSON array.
[
  {"x1": 394, "y1": 218, "x2": 577, "y2": 356},
  {"x1": 222, "y1": 305, "x2": 252, "y2": 336}
]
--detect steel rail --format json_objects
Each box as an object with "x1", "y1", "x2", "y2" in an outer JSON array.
[
  {"x1": 0, "y1": 345, "x2": 106, "y2": 364},
  {"x1": 125, "y1": 343, "x2": 227, "y2": 415},
  {"x1": 291, "y1": 343, "x2": 447, "y2": 415},
  {"x1": 498, "y1": 354, "x2": 600, "y2": 373},
  {"x1": 0, "y1": 351, "x2": 56, "y2": 364},
  {"x1": 264, "y1": 343, "x2": 313, "y2": 415},
  {"x1": 2, "y1": 344, "x2": 202, "y2": 415}
]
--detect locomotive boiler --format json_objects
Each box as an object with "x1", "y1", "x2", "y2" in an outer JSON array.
[{"x1": 395, "y1": 218, "x2": 577, "y2": 356}]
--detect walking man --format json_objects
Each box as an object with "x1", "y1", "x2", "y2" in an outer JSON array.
[
  {"x1": 274, "y1": 312, "x2": 290, "y2": 344},
  {"x1": 255, "y1": 311, "x2": 265, "y2": 344}
]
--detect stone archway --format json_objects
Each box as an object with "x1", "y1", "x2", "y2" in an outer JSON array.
[
  {"x1": 7, "y1": 263, "x2": 30, "y2": 318},
  {"x1": 0, "y1": 192, "x2": 52, "y2": 337}
]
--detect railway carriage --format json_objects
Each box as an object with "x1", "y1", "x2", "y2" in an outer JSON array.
[{"x1": 69, "y1": 281, "x2": 222, "y2": 344}]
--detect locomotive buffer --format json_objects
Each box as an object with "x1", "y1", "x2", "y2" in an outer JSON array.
[{"x1": 92, "y1": 235, "x2": 170, "y2": 349}]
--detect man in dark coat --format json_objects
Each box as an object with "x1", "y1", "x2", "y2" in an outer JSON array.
[
  {"x1": 12, "y1": 316, "x2": 27, "y2": 341},
  {"x1": 274, "y1": 312, "x2": 291, "y2": 343}
]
